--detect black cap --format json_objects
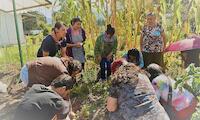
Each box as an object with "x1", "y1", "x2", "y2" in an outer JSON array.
[{"x1": 51, "y1": 74, "x2": 76, "y2": 90}]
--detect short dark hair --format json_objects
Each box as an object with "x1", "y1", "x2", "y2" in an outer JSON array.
[
  {"x1": 71, "y1": 17, "x2": 82, "y2": 25},
  {"x1": 106, "y1": 24, "x2": 115, "y2": 36},
  {"x1": 55, "y1": 22, "x2": 63, "y2": 29},
  {"x1": 146, "y1": 12, "x2": 156, "y2": 17},
  {"x1": 51, "y1": 74, "x2": 75, "y2": 90},
  {"x1": 52, "y1": 22, "x2": 65, "y2": 32},
  {"x1": 67, "y1": 60, "x2": 82, "y2": 75},
  {"x1": 127, "y1": 48, "x2": 140, "y2": 65}
]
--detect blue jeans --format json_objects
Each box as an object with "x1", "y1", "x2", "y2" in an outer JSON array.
[{"x1": 100, "y1": 58, "x2": 112, "y2": 80}]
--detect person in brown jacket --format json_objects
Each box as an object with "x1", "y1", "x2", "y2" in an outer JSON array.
[{"x1": 20, "y1": 57, "x2": 82, "y2": 87}]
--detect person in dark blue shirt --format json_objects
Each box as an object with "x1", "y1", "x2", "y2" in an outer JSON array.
[{"x1": 37, "y1": 22, "x2": 67, "y2": 57}]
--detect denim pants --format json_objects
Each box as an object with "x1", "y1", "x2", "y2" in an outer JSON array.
[{"x1": 100, "y1": 58, "x2": 112, "y2": 80}]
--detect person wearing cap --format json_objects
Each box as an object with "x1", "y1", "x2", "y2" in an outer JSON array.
[
  {"x1": 37, "y1": 22, "x2": 67, "y2": 57},
  {"x1": 146, "y1": 63, "x2": 198, "y2": 120},
  {"x1": 61, "y1": 17, "x2": 86, "y2": 69},
  {"x1": 111, "y1": 48, "x2": 144, "y2": 74},
  {"x1": 20, "y1": 57, "x2": 82, "y2": 87},
  {"x1": 13, "y1": 74, "x2": 75, "y2": 120},
  {"x1": 140, "y1": 12, "x2": 166, "y2": 68},
  {"x1": 94, "y1": 24, "x2": 118, "y2": 81}
]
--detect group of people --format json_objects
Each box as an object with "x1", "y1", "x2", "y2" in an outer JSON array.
[
  {"x1": 14, "y1": 18, "x2": 86, "y2": 120},
  {"x1": 94, "y1": 12, "x2": 166, "y2": 81},
  {"x1": 13, "y1": 13, "x2": 199, "y2": 120}
]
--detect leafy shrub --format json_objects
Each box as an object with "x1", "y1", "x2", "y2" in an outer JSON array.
[{"x1": 174, "y1": 64, "x2": 200, "y2": 119}]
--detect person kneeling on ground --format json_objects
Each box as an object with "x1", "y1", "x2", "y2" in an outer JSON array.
[
  {"x1": 111, "y1": 48, "x2": 144, "y2": 74},
  {"x1": 20, "y1": 57, "x2": 82, "y2": 88},
  {"x1": 146, "y1": 63, "x2": 198, "y2": 120},
  {"x1": 13, "y1": 74, "x2": 75, "y2": 120},
  {"x1": 106, "y1": 63, "x2": 169, "y2": 120}
]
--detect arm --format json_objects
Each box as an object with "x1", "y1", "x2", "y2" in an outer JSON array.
[
  {"x1": 94, "y1": 36, "x2": 102, "y2": 58},
  {"x1": 140, "y1": 34, "x2": 143, "y2": 51},
  {"x1": 160, "y1": 25, "x2": 166, "y2": 51},
  {"x1": 106, "y1": 96, "x2": 118, "y2": 112},
  {"x1": 61, "y1": 47, "x2": 67, "y2": 57},
  {"x1": 112, "y1": 36, "x2": 118, "y2": 56},
  {"x1": 60, "y1": 40, "x2": 67, "y2": 57},
  {"x1": 139, "y1": 52, "x2": 144, "y2": 68},
  {"x1": 94, "y1": 36, "x2": 102, "y2": 63},
  {"x1": 81, "y1": 28, "x2": 86, "y2": 42},
  {"x1": 161, "y1": 32, "x2": 166, "y2": 50},
  {"x1": 42, "y1": 51, "x2": 49, "y2": 57},
  {"x1": 67, "y1": 43, "x2": 78, "y2": 48},
  {"x1": 107, "y1": 86, "x2": 118, "y2": 112}
]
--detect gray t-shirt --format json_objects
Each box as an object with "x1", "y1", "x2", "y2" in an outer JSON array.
[{"x1": 13, "y1": 84, "x2": 69, "y2": 120}]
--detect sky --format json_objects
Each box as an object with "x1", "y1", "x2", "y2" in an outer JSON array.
[
  {"x1": 31, "y1": 0, "x2": 59, "y2": 24},
  {"x1": 35, "y1": 7, "x2": 53, "y2": 24}
]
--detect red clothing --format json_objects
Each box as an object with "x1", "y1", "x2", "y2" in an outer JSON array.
[
  {"x1": 176, "y1": 98, "x2": 198, "y2": 120},
  {"x1": 111, "y1": 59, "x2": 124, "y2": 74},
  {"x1": 160, "y1": 97, "x2": 198, "y2": 120}
]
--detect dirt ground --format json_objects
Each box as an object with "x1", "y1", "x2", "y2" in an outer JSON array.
[
  {"x1": 0, "y1": 70, "x2": 24, "y2": 120},
  {"x1": 0, "y1": 65, "x2": 106, "y2": 120},
  {"x1": 0, "y1": 71, "x2": 88, "y2": 120}
]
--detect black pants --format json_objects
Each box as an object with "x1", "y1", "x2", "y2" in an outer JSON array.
[
  {"x1": 142, "y1": 52, "x2": 164, "y2": 69},
  {"x1": 81, "y1": 63, "x2": 85, "y2": 70}
]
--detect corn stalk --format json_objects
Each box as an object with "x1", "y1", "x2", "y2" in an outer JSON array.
[
  {"x1": 175, "y1": 0, "x2": 194, "y2": 41},
  {"x1": 125, "y1": 0, "x2": 133, "y2": 49},
  {"x1": 111, "y1": 0, "x2": 116, "y2": 26}
]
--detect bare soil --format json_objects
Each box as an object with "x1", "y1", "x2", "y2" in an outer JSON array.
[{"x1": 0, "y1": 70, "x2": 24, "y2": 120}]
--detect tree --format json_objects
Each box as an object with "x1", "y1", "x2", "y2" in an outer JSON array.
[{"x1": 22, "y1": 11, "x2": 46, "y2": 35}]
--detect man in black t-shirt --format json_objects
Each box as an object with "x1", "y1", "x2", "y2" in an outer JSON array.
[
  {"x1": 13, "y1": 74, "x2": 75, "y2": 120},
  {"x1": 37, "y1": 22, "x2": 67, "y2": 57}
]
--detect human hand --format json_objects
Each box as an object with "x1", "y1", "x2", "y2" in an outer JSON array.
[
  {"x1": 75, "y1": 42, "x2": 83, "y2": 48},
  {"x1": 95, "y1": 56, "x2": 101, "y2": 64},
  {"x1": 69, "y1": 111, "x2": 76, "y2": 120},
  {"x1": 107, "y1": 53, "x2": 113, "y2": 61}
]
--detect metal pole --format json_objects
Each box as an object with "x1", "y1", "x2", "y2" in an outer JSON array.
[{"x1": 12, "y1": 0, "x2": 24, "y2": 67}]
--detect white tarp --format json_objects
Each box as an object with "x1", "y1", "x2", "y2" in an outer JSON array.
[
  {"x1": 0, "y1": 11, "x2": 25, "y2": 46},
  {"x1": 0, "y1": 0, "x2": 52, "y2": 46},
  {"x1": 0, "y1": 0, "x2": 51, "y2": 12}
]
